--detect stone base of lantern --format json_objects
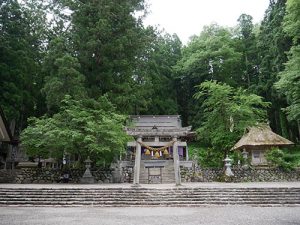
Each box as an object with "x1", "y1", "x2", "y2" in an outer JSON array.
[
  {"x1": 80, "y1": 168, "x2": 95, "y2": 184},
  {"x1": 80, "y1": 177, "x2": 95, "y2": 184}
]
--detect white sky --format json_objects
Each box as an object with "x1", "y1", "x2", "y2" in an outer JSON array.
[{"x1": 143, "y1": 0, "x2": 270, "y2": 44}]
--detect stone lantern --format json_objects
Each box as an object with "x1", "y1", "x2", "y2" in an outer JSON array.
[
  {"x1": 80, "y1": 156, "x2": 95, "y2": 184},
  {"x1": 224, "y1": 155, "x2": 234, "y2": 177}
]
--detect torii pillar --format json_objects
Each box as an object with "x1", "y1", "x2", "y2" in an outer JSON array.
[
  {"x1": 173, "y1": 136, "x2": 181, "y2": 186},
  {"x1": 132, "y1": 136, "x2": 142, "y2": 187}
]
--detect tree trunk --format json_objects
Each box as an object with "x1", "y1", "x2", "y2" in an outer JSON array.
[
  {"x1": 245, "y1": 53, "x2": 250, "y2": 88},
  {"x1": 274, "y1": 110, "x2": 280, "y2": 134},
  {"x1": 279, "y1": 111, "x2": 289, "y2": 138},
  {"x1": 298, "y1": 120, "x2": 300, "y2": 141},
  {"x1": 9, "y1": 120, "x2": 16, "y2": 137}
]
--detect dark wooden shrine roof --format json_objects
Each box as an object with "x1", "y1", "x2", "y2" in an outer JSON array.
[{"x1": 126, "y1": 115, "x2": 193, "y2": 137}]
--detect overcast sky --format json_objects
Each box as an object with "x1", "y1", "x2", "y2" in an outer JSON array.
[{"x1": 143, "y1": 0, "x2": 270, "y2": 44}]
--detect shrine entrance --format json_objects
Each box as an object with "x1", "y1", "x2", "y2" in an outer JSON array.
[{"x1": 123, "y1": 115, "x2": 194, "y2": 185}]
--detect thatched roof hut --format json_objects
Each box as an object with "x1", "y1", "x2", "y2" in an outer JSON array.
[{"x1": 232, "y1": 125, "x2": 294, "y2": 150}]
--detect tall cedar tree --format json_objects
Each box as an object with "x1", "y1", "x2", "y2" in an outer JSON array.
[
  {"x1": 63, "y1": 0, "x2": 155, "y2": 114},
  {"x1": 0, "y1": 0, "x2": 47, "y2": 134},
  {"x1": 275, "y1": 0, "x2": 300, "y2": 139},
  {"x1": 256, "y1": 0, "x2": 293, "y2": 138}
]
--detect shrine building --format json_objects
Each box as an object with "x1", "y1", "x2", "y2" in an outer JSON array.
[{"x1": 124, "y1": 115, "x2": 194, "y2": 185}]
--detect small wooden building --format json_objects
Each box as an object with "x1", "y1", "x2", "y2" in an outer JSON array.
[{"x1": 232, "y1": 125, "x2": 294, "y2": 165}]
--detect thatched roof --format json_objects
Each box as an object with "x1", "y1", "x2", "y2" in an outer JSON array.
[
  {"x1": 232, "y1": 125, "x2": 294, "y2": 150},
  {"x1": 0, "y1": 106, "x2": 13, "y2": 143}
]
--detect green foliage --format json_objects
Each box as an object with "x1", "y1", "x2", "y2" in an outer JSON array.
[
  {"x1": 188, "y1": 143, "x2": 223, "y2": 168},
  {"x1": 42, "y1": 37, "x2": 87, "y2": 113},
  {"x1": 176, "y1": 24, "x2": 243, "y2": 86},
  {"x1": 3, "y1": 0, "x2": 300, "y2": 165},
  {"x1": 194, "y1": 81, "x2": 270, "y2": 153},
  {"x1": 229, "y1": 151, "x2": 245, "y2": 166},
  {"x1": 275, "y1": 0, "x2": 300, "y2": 125},
  {"x1": 197, "y1": 148, "x2": 224, "y2": 168},
  {"x1": 275, "y1": 46, "x2": 300, "y2": 122},
  {"x1": 237, "y1": 14, "x2": 254, "y2": 39},
  {"x1": 265, "y1": 147, "x2": 294, "y2": 171},
  {"x1": 21, "y1": 96, "x2": 130, "y2": 165},
  {"x1": 20, "y1": 116, "x2": 59, "y2": 159},
  {"x1": 256, "y1": 0, "x2": 293, "y2": 138},
  {"x1": 283, "y1": 0, "x2": 300, "y2": 44},
  {"x1": 0, "y1": 0, "x2": 47, "y2": 129},
  {"x1": 286, "y1": 146, "x2": 300, "y2": 167},
  {"x1": 139, "y1": 33, "x2": 182, "y2": 115},
  {"x1": 174, "y1": 24, "x2": 244, "y2": 125},
  {"x1": 236, "y1": 14, "x2": 259, "y2": 88},
  {"x1": 62, "y1": 0, "x2": 156, "y2": 114}
]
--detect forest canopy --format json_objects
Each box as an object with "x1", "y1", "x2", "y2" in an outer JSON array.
[{"x1": 1, "y1": 0, "x2": 299, "y2": 164}]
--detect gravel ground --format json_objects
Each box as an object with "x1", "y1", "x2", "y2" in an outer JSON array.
[{"x1": 0, "y1": 206, "x2": 300, "y2": 225}]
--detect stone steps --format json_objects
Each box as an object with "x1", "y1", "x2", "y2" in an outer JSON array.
[
  {"x1": 0, "y1": 187, "x2": 299, "y2": 206},
  {"x1": 1, "y1": 195, "x2": 299, "y2": 200},
  {"x1": 1, "y1": 189, "x2": 299, "y2": 193},
  {"x1": 0, "y1": 201, "x2": 299, "y2": 207},
  {"x1": 1, "y1": 198, "x2": 299, "y2": 203}
]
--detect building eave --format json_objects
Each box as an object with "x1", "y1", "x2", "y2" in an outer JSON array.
[
  {"x1": 0, "y1": 106, "x2": 13, "y2": 143},
  {"x1": 125, "y1": 126, "x2": 192, "y2": 137}
]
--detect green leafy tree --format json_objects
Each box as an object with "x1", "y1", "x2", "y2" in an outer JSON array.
[
  {"x1": 188, "y1": 144, "x2": 224, "y2": 168},
  {"x1": 176, "y1": 24, "x2": 243, "y2": 86},
  {"x1": 282, "y1": 0, "x2": 300, "y2": 43},
  {"x1": 265, "y1": 147, "x2": 293, "y2": 171},
  {"x1": 21, "y1": 96, "x2": 130, "y2": 165},
  {"x1": 236, "y1": 14, "x2": 259, "y2": 88},
  {"x1": 194, "y1": 80, "x2": 270, "y2": 155},
  {"x1": 42, "y1": 37, "x2": 87, "y2": 113},
  {"x1": 19, "y1": 116, "x2": 60, "y2": 160},
  {"x1": 61, "y1": 0, "x2": 155, "y2": 114},
  {"x1": 276, "y1": 46, "x2": 300, "y2": 136},
  {"x1": 174, "y1": 24, "x2": 243, "y2": 125},
  {"x1": 138, "y1": 33, "x2": 182, "y2": 115},
  {"x1": 256, "y1": 0, "x2": 293, "y2": 138},
  {"x1": 0, "y1": 0, "x2": 48, "y2": 133},
  {"x1": 275, "y1": 0, "x2": 300, "y2": 139}
]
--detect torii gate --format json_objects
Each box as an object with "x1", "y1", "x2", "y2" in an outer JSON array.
[{"x1": 125, "y1": 115, "x2": 193, "y2": 186}]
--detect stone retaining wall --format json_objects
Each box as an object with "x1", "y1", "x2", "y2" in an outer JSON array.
[
  {"x1": 3, "y1": 166, "x2": 300, "y2": 184},
  {"x1": 0, "y1": 170, "x2": 15, "y2": 183},
  {"x1": 13, "y1": 168, "x2": 112, "y2": 184},
  {"x1": 121, "y1": 167, "x2": 134, "y2": 183},
  {"x1": 180, "y1": 166, "x2": 300, "y2": 182},
  {"x1": 120, "y1": 166, "x2": 300, "y2": 183}
]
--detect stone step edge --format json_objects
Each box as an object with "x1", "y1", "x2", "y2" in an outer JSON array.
[
  {"x1": 1, "y1": 187, "x2": 299, "y2": 191},
  {"x1": 1, "y1": 199, "x2": 299, "y2": 203},
  {"x1": 0, "y1": 201, "x2": 299, "y2": 205},
  {"x1": 2, "y1": 192, "x2": 298, "y2": 196}
]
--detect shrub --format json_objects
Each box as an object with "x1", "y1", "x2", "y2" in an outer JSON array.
[{"x1": 265, "y1": 147, "x2": 294, "y2": 171}]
